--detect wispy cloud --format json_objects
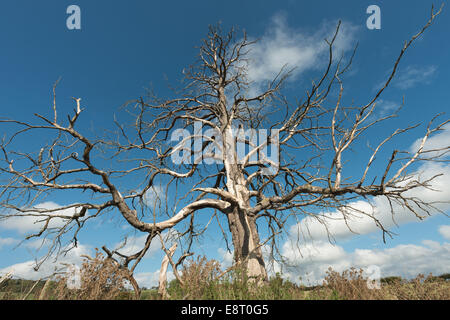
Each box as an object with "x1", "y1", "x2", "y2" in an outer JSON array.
[
  {"x1": 394, "y1": 65, "x2": 437, "y2": 89},
  {"x1": 243, "y1": 13, "x2": 358, "y2": 90},
  {"x1": 375, "y1": 65, "x2": 437, "y2": 91},
  {"x1": 374, "y1": 99, "x2": 400, "y2": 118}
]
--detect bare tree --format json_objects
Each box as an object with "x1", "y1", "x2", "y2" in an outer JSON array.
[{"x1": 0, "y1": 5, "x2": 448, "y2": 286}]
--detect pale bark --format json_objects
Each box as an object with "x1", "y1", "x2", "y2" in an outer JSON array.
[
  {"x1": 221, "y1": 125, "x2": 268, "y2": 281},
  {"x1": 227, "y1": 208, "x2": 267, "y2": 281},
  {"x1": 158, "y1": 242, "x2": 177, "y2": 299}
]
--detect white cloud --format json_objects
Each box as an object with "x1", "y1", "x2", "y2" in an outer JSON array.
[
  {"x1": 134, "y1": 270, "x2": 161, "y2": 289},
  {"x1": 373, "y1": 99, "x2": 400, "y2": 118},
  {"x1": 410, "y1": 123, "x2": 450, "y2": 159},
  {"x1": 353, "y1": 240, "x2": 450, "y2": 278},
  {"x1": 281, "y1": 238, "x2": 450, "y2": 285},
  {"x1": 291, "y1": 125, "x2": 450, "y2": 242},
  {"x1": 281, "y1": 240, "x2": 350, "y2": 285},
  {"x1": 439, "y1": 225, "x2": 450, "y2": 240},
  {"x1": 217, "y1": 247, "x2": 233, "y2": 269},
  {"x1": 0, "y1": 201, "x2": 84, "y2": 234},
  {"x1": 292, "y1": 200, "x2": 383, "y2": 242},
  {"x1": 0, "y1": 243, "x2": 91, "y2": 281},
  {"x1": 243, "y1": 14, "x2": 358, "y2": 89},
  {"x1": 134, "y1": 269, "x2": 174, "y2": 289},
  {"x1": 393, "y1": 65, "x2": 437, "y2": 90},
  {"x1": 143, "y1": 185, "x2": 165, "y2": 207}
]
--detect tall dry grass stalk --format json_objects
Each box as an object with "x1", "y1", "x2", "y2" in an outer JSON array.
[{"x1": 54, "y1": 250, "x2": 131, "y2": 300}]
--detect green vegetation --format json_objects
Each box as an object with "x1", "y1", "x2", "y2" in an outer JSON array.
[{"x1": 1, "y1": 255, "x2": 449, "y2": 300}]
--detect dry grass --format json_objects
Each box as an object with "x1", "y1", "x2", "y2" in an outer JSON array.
[
  {"x1": 308, "y1": 267, "x2": 450, "y2": 300},
  {"x1": 1, "y1": 255, "x2": 449, "y2": 300},
  {"x1": 53, "y1": 250, "x2": 132, "y2": 300},
  {"x1": 164, "y1": 257, "x2": 449, "y2": 300},
  {"x1": 175, "y1": 256, "x2": 222, "y2": 299},
  {"x1": 384, "y1": 273, "x2": 450, "y2": 300},
  {"x1": 314, "y1": 267, "x2": 386, "y2": 300}
]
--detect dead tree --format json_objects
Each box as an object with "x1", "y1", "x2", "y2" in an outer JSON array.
[{"x1": 0, "y1": 6, "x2": 448, "y2": 283}]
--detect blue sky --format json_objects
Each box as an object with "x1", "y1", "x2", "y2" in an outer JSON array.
[{"x1": 0, "y1": 0, "x2": 449, "y2": 288}]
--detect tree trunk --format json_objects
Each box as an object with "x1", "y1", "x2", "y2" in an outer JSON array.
[
  {"x1": 158, "y1": 242, "x2": 177, "y2": 299},
  {"x1": 221, "y1": 122, "x2": 268, "y2": 282},
  {"x1": 226, "y1": 207, "x2": 268, "y2": 282}
]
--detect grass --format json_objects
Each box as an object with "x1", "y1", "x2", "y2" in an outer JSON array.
[
  {"x1": 158, "y1": 261, "x2": 450, "y2": 300},
  {"x1": 1, "y1": 255, "x2": 449, "y2": 300}
]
